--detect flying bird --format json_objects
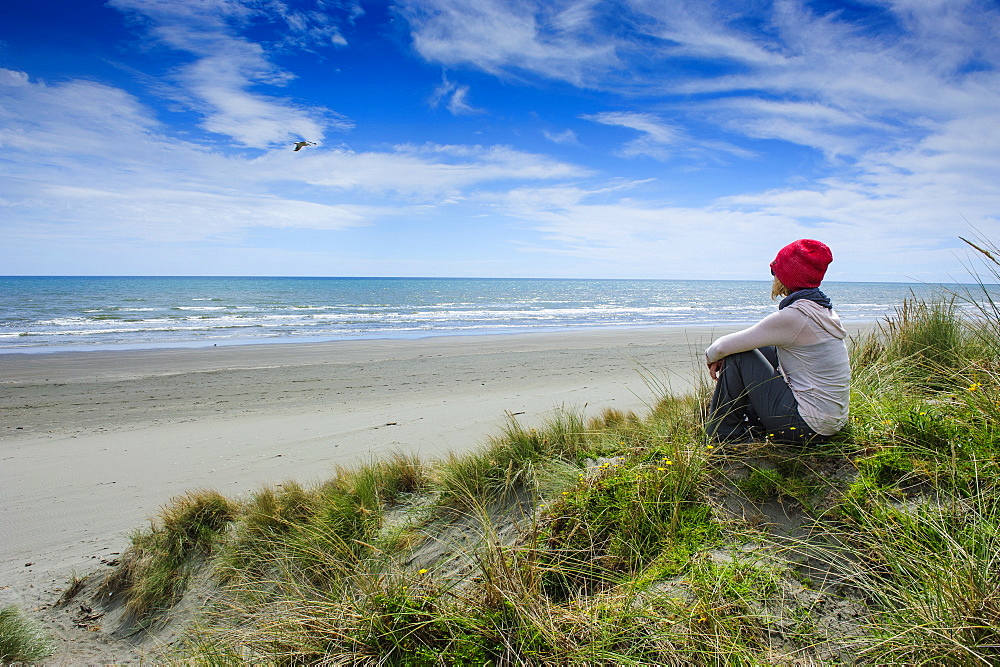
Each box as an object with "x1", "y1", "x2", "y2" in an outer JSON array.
[{"x1": 292, "y1": 141, "x2": 316, "y2": 151}]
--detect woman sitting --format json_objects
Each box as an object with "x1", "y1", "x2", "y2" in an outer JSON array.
[{"x1": 705, "y1": 239, "x2": 850, "y2": 444}]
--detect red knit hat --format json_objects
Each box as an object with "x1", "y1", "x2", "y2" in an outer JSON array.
[{"x1": 770, "y1": 239, "x2": 832, "y2": 290}]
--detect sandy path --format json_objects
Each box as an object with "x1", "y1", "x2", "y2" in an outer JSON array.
[{"x1": 1, "y1": 327, "x2": 730, "y2": 602}]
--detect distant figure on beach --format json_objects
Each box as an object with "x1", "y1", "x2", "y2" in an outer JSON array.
[
  {"x1": 704, "y1": 239, "x2": 850, "y2": 444},
  {"x1": 292, "y1": 141, "x2": 316, "y2": 151}
]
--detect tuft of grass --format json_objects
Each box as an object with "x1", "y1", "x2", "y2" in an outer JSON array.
[
  {"x1": 220, "y1": 455, "x2": 428, "y2": 590},
  {"x1": 0, "y1": 605, "x2": 53, "y2": 663},
  {"x1": 736, "y1": 465, "x2": 784, "y2": 501},
  {"x1": 537, "y1": 440, "x2": 718, "y2": 601},
  {"x1": 102, "y1": 489, "x2": 237, "y2": 618},
  {"x1": 851, "y1": 298, "x2": 971, "y2": 388},
  {"x1": 433, "y1": 410, "x2": 589, "y2": 505},
  {"x1": 586, "y1": 406, "x2": 641, "y2": 431},
  {"x1": 356, "y1": 450, "x2": 429, "y2": 504},
  {"x1": 56, "y1": 571, "x2": 88, "y2": 605}
]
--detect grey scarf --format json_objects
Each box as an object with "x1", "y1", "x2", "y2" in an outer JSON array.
[{"x1": 779, "y1": 288, "x2": 832, "y2": 310}]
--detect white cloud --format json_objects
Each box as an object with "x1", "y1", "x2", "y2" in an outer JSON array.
[
  {"x1": 429, "y1": 75, "x2": 484, "y2": 115},
  {"x1": 582, "y1": 111, "x2": 754, "y2": 162},
  {"x1": 0, "y1": 74, "x2": 162, "y2": 159},
  {"x1": 400, "y1": 0, "x2": 619, "y2": 86},
  {"x1": 182, "y1": 56, "x2": 335, "y2": 147},
  {"x1": 402, "y1": 0, "x2": 1000, "y2": 158},
  {"x1": 267, "y1": 0, "x2": 363, "y2": 48},
  {"x1": 6, "y1": 184, "x2": 371, "y2": 245},
  {"x1": 0, "y1": 68, "x2": 30, "y2": 86},
  {"x1": 259, "y1": 143, "x2": 588, "y2": 196},
  {"x1": 583, "y1": 112, "x2": 683, "y2": 160},
  {"x1": 497, "y1": 180, "x2": 982, "y2": 281},
  {"x1": 500, "y1": 183, "x2": 806, "y2": 277},
  {"x1": 108, "y1": 0, "x2": 353, "y2": 148},
  {"x1": 542, "y1": 128, "x2": 578, "y2": 145},
  {"x1": 624, "y1": 0, "x2": 785, "y2": 66},
  {"x1": 445, "y1": 85, "x2": 479, "y2": 115}
]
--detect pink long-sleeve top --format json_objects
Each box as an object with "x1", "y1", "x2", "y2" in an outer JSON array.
[{"x1": 705, "y1": 299, "x2": 851, "y2": 435}]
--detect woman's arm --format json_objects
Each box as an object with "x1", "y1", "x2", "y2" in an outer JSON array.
[{"x1": 705, "y1": 309, "x2": 806, "y2": 363}]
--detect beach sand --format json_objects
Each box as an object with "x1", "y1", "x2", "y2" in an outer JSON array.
[{"x1": 0, "y1": 323, "x2": 871, "y2": 628}]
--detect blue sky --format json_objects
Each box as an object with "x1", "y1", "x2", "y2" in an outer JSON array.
[{"x1": 1, "y1": 0, "x2": 998, "y2": 281}]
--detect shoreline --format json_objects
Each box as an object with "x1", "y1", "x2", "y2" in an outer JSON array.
[
  {"x1": 0, "y1": 324, "x2": 871, "y2": 613},
  {"x1": 0, "y1": 320, "x2": 846, "y2": 356},
  {"x1": 0, "y1": 324, "x2": 722, "y2": 378}
]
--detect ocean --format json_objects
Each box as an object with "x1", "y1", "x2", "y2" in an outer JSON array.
[{"x1": 0, "y1": 276, "x2": 993, "y2": 353}]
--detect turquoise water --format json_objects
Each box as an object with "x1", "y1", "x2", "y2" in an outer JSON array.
[{"x1": 0, "y1": 276, "x2": 991, "y2": 353}]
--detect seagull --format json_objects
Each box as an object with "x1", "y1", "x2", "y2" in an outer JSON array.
[{"x1": 292, "y1": 141, "x2": 316, "y2": 152}]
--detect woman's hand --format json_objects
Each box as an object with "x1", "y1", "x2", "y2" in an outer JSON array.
[{"x1": 707, "y1": 359, "x2": 723, "y2": 381}]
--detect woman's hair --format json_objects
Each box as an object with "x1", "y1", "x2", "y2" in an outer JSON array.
[{"x1": 771, "y1": 276, "x2": 792, "y2": 300}]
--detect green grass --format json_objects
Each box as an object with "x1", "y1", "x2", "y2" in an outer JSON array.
[
  {"x1": 0, "y1": 605, "x2": 53, "y2": 663},
  {"x1": 103, "y1": 238, "x2": 1000, "y2": 664},
  {"x1": 101, "y1": 489, "x2": 237, "y2": 618},
  {"x1": 831, "y1": 490, "x2": 1000, "y2": 664},
  {"x1": 433, "y1": 410, "x2": 589, "y2": 505}
]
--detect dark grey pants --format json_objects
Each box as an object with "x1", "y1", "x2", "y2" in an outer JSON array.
[{"x1": 706, "y1": 346, "x2": 820, "y2": 444}]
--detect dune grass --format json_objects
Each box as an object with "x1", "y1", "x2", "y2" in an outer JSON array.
[
  {"x1": 0, "y1": 604, "x2": 53, "y2": 663},
  {"x1": 101, "y1": 489, "x2": 237, "y2": 619},
  {"x1": 96, "y1": 240, "x2": 1000, "y2": 664}
]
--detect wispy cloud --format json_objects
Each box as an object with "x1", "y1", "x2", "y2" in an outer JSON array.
[
  {"x1": 582, "y1": 112, "x2": 683, "y2": 160},
  {"x1": 269, "y1": 0, "x2": 363, "y2": 48},
  {"x1": 429, "y1": 74, "x2": 484, "y2": 115},
  {"x1": 108, "y1": 0, "x2": 354, "y2": 148},
  {"x1": 26, "y1": 184, "x2": 371, "y2": 242},
  {"x1": 542, "y1": 128, "x2": 578, "y2": 145},
  {"x1": 255, "y1": 143, "x2": 587, "y2": 196},
  {"x1": 499, "y1": 180, "x2": 969, "y2": 280},
  {"x1": 582, "y1": 111, "x2": 754, "y2": 162},
  {"x1": 624, "y1": 0, "x2": 785, "y2": 67},
  {"x1": 501, "y1": 183, "x2": 806, "y2": 277},
  {"x1": 0, "y1": 71, "x2": 163, "y2": 162},
  {"x1": 399, "y1": 0, "x2": 619, "y2": 86}
]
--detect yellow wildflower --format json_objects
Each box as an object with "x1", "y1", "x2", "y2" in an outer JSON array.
[{"x1": 419, "y1": 569, "x2": 428, "y2": 574}]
